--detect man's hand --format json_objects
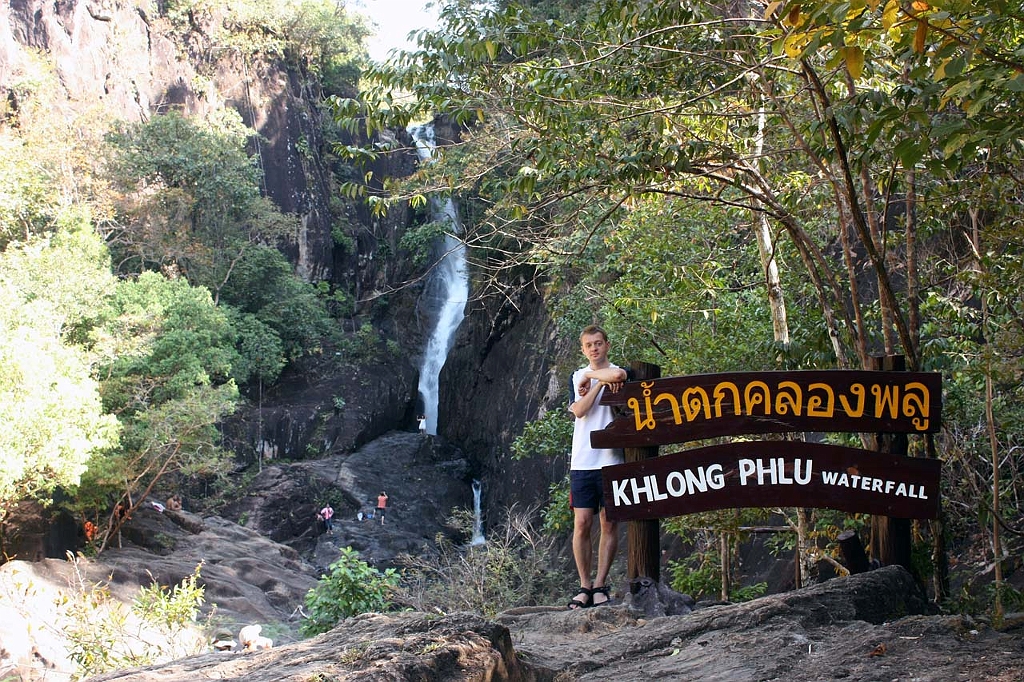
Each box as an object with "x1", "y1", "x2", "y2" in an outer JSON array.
[
  {"x1": 579, "y1": 378, "x2": 624, "y2": 397},
  {"x1": 604, "y1": 380, "x2": 624, "y2": 394}
]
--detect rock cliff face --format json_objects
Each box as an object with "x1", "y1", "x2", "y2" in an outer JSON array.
[
  {"x1": 1, "y1": 0, "x2": 564, "y2": 544},
  {"x1": 0, "y1": 0, "x2": 434, "y2": 460},
  {"x1": 439, "y1": 287, "x2": 570, "y2": 516}
]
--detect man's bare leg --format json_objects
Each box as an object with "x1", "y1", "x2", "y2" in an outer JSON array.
[
  {"x1": 569, "y1": 507, "x2": 596, "y2": 608},
  {"x1": 592, "y1": 507, "x2": 618, "y2": 605}
]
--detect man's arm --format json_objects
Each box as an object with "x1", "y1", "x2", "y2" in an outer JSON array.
[{"x1": 570, "y1": 367, "x2": 627, "y2": 419}]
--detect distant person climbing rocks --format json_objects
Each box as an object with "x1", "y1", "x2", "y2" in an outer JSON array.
[
  {"x1": 320, "y1": 503, "x2": 335, "y2": 533},
  {"x1": 376, "y1": 492, "x2": 388, "y2": 525},
  {"x1": 418, "y1": 415, "x2": 427, "y2": 434}
]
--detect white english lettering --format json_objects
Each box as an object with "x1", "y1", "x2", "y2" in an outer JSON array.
[
  {"x1": 685, "y1": 468, "x2": 709, "y2": 494},
  {"x1": 666, "y1": 471, "x2": 686, "y2": 497},
  {"x1": 707, "y1": 464, "x2": 725, "y2": 490},
  {"x1": 778, "y1": 458, "x2": 794, "y2": 485},
  {"x1": 612, "y1": 479, "x2": 632, "y2": 506},
  {"x1": 650, "y1": 475, "x2": 668, "y2": 501},
  {"x1": 756, "y1": 458, "x2": 777, "y2": 485},
  {"x1": 631, "y1": 476, "x2": 653, "y2": 504},
  {"x1": 794, "y1": 459, "x2": 812, "y2": 485},
  {"x1": 738, "y1": 459, "x2": 755, "y2": 485}
]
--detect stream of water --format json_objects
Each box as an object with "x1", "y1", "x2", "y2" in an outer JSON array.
[{"x1": 409, "y1": 123, "x2": 469, "y2": 436}]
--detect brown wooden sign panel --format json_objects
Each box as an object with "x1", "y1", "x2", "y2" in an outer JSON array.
[
  {"x1": 602, "y1": 440, "x2": 941, "y2": 521},
  {"x1": 592, "y1": 370, "x2": 942, "y2": 449}
]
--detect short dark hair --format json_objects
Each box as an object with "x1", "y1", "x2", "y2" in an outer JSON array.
[{"x1": 580, "y1": 324, "x2": 608, "y2": 343}]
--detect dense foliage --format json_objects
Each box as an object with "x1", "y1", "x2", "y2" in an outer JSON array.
[
  {"x1": 348, "y1": 0, "x2": 1024, "y2": 612},
  {"x1": 0, "y1": 0, "x2": 372, "y2": 549}
]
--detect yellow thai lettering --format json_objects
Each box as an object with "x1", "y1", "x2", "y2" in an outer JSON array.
[
  {"x1": 807, "y1": 382, "x2": 835, "y2": 418},
  {"x1": 839, "y1": 384, "x2": 865, "y2": 417},
  {"x1": 628, "y1": 381, "x2": 658, "y2": 431},
  {"x1": 713, "y1": 382, "x2": 741, "y2": 418},
  {"x1": 775, "y1": 381, "x2": 803, "y2": 416},
  {"x1": 682, "y1": 387, "x2": 712, "y2": 421},
  {"x1": 902, "y1": 381, "x2": 929, "y2": 431},
  {"x1": 743, "y1": 381, "x2": 771, "y2": 416},
  {"x1": 872, "y1": 384, "x2": 900, "y2": 419},
  {"x1": 653, "y1": 391, "x2": 683, "y2": 425}
]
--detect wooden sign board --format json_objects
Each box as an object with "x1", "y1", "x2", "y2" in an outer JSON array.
[
  {"x1": 592, "y1": 370, "x2": 942, "y2": 448},
  {"x1": 601, "y1": 440, "x2": 941, "y2": 521}
]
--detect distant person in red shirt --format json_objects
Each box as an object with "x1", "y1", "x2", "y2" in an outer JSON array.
[
  {"x1": 320, "y1": 503, "x2": 334, "y2": 533},
  {"x1": 376, "y1": 492, "x2": 388, "y2": 525}
]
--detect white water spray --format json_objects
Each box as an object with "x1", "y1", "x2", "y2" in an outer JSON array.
[
  {"x1": 409, "y1": 124, "x2": 468, "y2": 436},
  {"x1": 471, "y1": 479, "x2": 486, "y2": 545}
]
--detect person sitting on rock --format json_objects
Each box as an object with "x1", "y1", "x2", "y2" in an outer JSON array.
[
  {"x1": 166, "y1": 494, "x2": 182, "y2": 511},
  {"x1": 238, "y1": 624, "x2": 272, "y2": 650}
]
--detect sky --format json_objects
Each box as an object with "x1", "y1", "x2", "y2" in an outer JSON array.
[{"x1": 352, "y1": 0, "x2": 439, "y2": 63}]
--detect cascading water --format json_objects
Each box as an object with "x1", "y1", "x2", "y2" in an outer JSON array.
[
  {"x1": 471, "y1": 479, "x2": 486, "y2": 546},
  {"x1": 409, "y1": 123, "x2": 469, "y2": 436}
]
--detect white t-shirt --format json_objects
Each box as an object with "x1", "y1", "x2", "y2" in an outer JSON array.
[{"x1": 569, "y1": 364, "x2": 625, "y2": 470}]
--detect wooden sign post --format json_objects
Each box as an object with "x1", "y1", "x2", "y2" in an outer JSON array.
[{"x1": 625, "y1": 362, "x2": 661, "y2": 586}]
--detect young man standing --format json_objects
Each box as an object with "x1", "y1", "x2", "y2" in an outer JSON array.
[{"x1": 567, "y1": 325, "x2": 627, "y2": 609}]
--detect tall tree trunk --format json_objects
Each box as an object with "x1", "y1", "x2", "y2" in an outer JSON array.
[
  {"x1": 906, "y1": 169, "x2": 920, "y2": 361},
  {"x1": 800, "y1": 61, "x2": 918, "y2": 369},
  {"x1": 753, "y1": 100, "x2": 790, "y2": 347},
  {"x1": 719, "y1": 531, "x2": 731, "y2": 601},
  {"x1": 973, "y1": 208, "x2": 1004, "y2": 625}
]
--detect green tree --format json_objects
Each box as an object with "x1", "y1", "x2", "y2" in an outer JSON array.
[
  {"x1": 80, "y1": 272, "x2": 240, "y2": 542},
  {"x1": 0, "y1": 232, "x2": 120, "y2": 526},
  {"x1": 345, "y1": 0, "x2": 1024, "y2": 604},
  {"x1": 216, "y1": 245, "x2": 332, "y2": 360},
  {"x1": 104, "y1": 110, "x2": 296, "y2": 297}
]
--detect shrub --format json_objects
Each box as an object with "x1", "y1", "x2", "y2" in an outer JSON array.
[
  {"x1": 301, "y1": 547, "x2": 400, "y2": 636},
  {"x1": 61, "y1": 556, "x2": 207, "y2": 677},
  {"x1": 395, "y1": 505, "x2": 564, "y2": 617}
]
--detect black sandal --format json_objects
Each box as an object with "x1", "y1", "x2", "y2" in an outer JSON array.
[
  {"x1": 567, "y1": 586, "x2": 593, "y2": 610},
  {"x1": 590, "y1": 585, "x2": 611, "y2": 607}
]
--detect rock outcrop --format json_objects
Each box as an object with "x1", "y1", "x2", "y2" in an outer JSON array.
[
  {"x1": 439, "y1": 286, "x2": 570, "y2": 520},
  {"x1": 0, "y1": 431, "x2": 476, "y2": 681},
  {"x1": 84, "y1": 566, "x2": 1024, "y2": 682},
  {"x1": 223, "y1": 431, "x2": 474, "y2": 568}
]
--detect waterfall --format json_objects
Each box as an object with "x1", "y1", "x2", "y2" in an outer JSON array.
[
  {"x1": 409, "y1": 123, "x2": 468, "y2": 436},
  {"x1": 471, "y1": 479, "x2": 486, "y2": 546}
]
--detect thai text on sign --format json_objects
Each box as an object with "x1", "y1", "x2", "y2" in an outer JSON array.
[{"x1": 592, "y1": 370, "x2": 942, "y2": 448}]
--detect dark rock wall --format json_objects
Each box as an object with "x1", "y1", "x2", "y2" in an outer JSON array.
[
  {"x1": 1, "y1": 1, "x2": 561, "y2": 526},
  {"x1": 438, "y1": 286, "x2": 572, "y2": 520}
]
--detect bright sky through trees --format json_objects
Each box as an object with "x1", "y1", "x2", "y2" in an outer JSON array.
[{"x1": 354, "y1": 0, "x2": 437, "y2": 62}]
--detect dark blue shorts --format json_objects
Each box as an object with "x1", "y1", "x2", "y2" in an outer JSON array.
[{"x1": 570, "y1": 469, "x2": 605, "y2": 510}]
